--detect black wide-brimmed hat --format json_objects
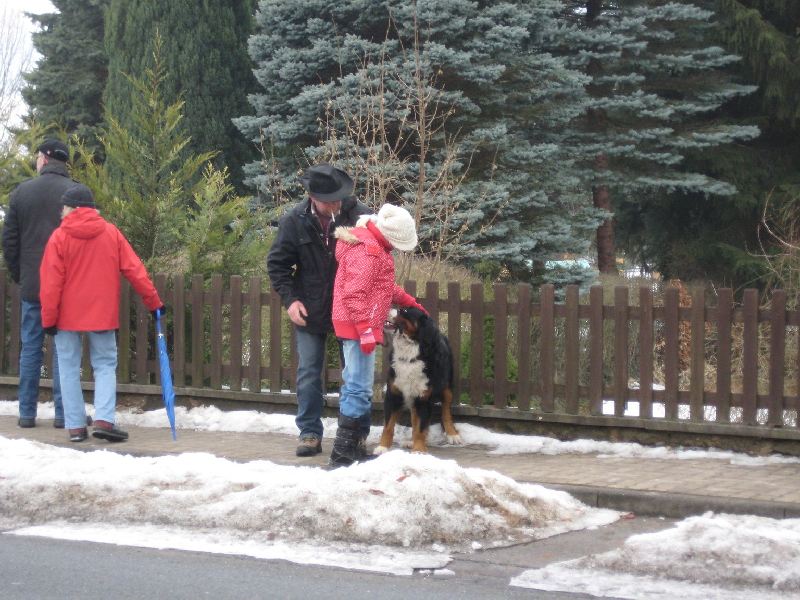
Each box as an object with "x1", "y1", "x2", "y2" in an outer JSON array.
[{"x1": 299, "y1": 163, "x2": 354, "y2": 202}]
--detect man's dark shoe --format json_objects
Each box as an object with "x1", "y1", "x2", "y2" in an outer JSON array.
[
  {"x1": 69, "y1": 428, "x2": 88, "y2": 442},
  {"x1": 18, "y1": 417, "x2": 35, "y2": 428},
  {"x1": 296, "y1": 436, "x2": 322, "y2": 457},
  {"x1": 92, "y1": 420, "x2": 128, "y2": 442},
  {"x1": 53, "y1": 418, "x2": 65, "y2": 429}
]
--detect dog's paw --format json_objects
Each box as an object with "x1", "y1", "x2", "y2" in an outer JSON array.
[
  {"x1": 373, "y1": 445, "x2": 390, "y2": 456},
  {"x1": 446, "y1": 433, "x2": 463, "y2": 445}
]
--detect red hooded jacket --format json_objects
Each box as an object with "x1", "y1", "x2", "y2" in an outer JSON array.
[
  {"x1": 40, "y1": 208, "x2": 162, "y2": 331},
  {"x1": 332, "y1": 221, "x2": 416, "y2": 343}
]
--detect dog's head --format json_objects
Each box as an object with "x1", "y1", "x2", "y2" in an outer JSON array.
[{"x1": 392, "y1": 306, "x2": 437, "y2": 346}]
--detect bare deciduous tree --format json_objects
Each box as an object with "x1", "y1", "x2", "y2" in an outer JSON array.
[{"x1": 0, "y1": 6, "x2": 34, "y2": 149}]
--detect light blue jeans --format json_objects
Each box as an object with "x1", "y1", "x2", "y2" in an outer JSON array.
[
  {"x1": 55, "y1": 330, "x2": 118, "y2": 430},
  {"x1": 339, "y1": 339, "x2": 376, "y2": 421},
  {"x1": 18, "y1": 300, "x2": 62, "y2": 420}
]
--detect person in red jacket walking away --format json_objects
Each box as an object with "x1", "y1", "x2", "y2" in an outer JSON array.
[
  {"x1": 329, "y1": 203, "x2": 425, "y2": 467},
  {"x1": 39, "y1": 184, "x2": 165, "y2": 443}
]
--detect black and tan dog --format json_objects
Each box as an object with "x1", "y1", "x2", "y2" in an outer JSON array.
[{"x1": 374, "y1": 306, "x2": 462, "y2": 454}]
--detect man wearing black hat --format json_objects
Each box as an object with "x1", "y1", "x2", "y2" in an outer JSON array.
[
  {"x1": 2, "y1": 139, "x2": 73, "y2": 429},
  {"x1": 267, "y1": 163, "x2": 371, "y2": 457}
]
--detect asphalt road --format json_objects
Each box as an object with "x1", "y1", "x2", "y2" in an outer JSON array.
[{"x1": 0, "y1": 535, "x2": 595, "y2": 600}]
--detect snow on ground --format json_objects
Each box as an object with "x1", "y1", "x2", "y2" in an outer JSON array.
[
  {"x1": 511, "y1": 512, "x2": 800, "y2": 600},
  {"x1": 0, "y1": 436, "x2": 618, "y2": 575},
  {"x1": 2, "y1": 400, "x2": 795, "y2": 465}
]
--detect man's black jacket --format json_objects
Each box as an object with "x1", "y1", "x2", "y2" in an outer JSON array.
[
  {"x1": 267, "y1": 197, "x2": 371, "y2": 334},
  {"x1": 2, "y1": 162, "x2": 74, "y2": 302}
]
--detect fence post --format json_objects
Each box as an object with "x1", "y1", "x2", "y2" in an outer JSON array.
[
  {"x1": 493, "y1": 283, "x2": 508, "y2": 409},
  {"x1": 564, "y1": 284, "x2": 579, "y2": 414},
  {"x1": 172, "y1": 275, "x2": 186, "y2": 387},
  {"x1": 540, "y1": 284, "x2": 555, "y2": 413},
  {"x1": 248, "y1": 276, "x2": 262, "y2": 393},
  {"x1": 769, "y1": 289, "x2": 786, "y2": 427},
  {"x1": 742, "y1": 289, "x2": 758, "y2": 425},
  {"x1": 229, "y1": 276, "x2": 243, "y2": 391},
  {"x1": 469, "y1": 283, "x2": 484, "y2": 407},
  {"x1": 716, "y1": 288, "x2": 732, "y2": 423},
  {"x1": 516, "y1": 283, "x2": 532, "y2": 411},
  {"x1": 589, "y1": 285, "x2": 603, "y2": 415},
  {"x1": 664, "y1": 286, "x2": 679, "y2": 420},
  {"x1": 446, "y1": 282, "x2": 462, "y2": 404},
  {"x1": 118, "y1": 279, "x2": 131, "y2": 382},
  {"x1": 690, "y1": 287, "x2": 705, "y2": 422},
  {"x1": 210, "y1": 274, "x2": 223, "y2": 389},
  {"x1": 191, "y1": 275, "x2": 205, "y2": 387},
  {"x1": 135, "y1": 288, "x2": 149, "y2": 384},
  {"x1": 639, "y1": 286, "x2": 654, "y2": 419},
  {"x1": 269, "y1": 287, "x2": 283, "y2": 393},
  {"x1": 613, "y1": 286, "x2": 629, "y2": 417}
]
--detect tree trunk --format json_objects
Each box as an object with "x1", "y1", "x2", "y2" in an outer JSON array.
[
  {"x1": 593, "y1": 153, "x2": 617, "y2": 274},
  {"x1": 587, "y1": 0, "x2": 617, "y2": 274}
]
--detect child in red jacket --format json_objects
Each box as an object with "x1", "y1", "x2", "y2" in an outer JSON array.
[
  {"x1": 39, "y1": 184, "x2": 164, "y2": 442},
  {"x1": 329, "y1": 203, "x2": 424, "y2": 467}
]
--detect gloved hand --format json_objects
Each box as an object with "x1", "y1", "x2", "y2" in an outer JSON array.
[
  {"x1": 43, "y1": 326, "x2": 58, "y2": 336},
  {"x1": 359, "y1": 328, "x2": 377, "y2": 355},
  {"x1": 151, "y1": 305, "x2": 166, "y2": 319}
]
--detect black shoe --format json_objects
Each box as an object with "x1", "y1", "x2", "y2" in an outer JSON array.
[
  {"x1": 53, "y1": 418, "x2": 65, "y2": 429},
  {"x1": 18, "y1": 417, "x2": 35, "y2": 428},
  {"x1": 92, "y1": 424, "x2": 129, "y2": 442},
  {"x1": 69, "y1": 428, "x2": 88, "y2": 442}
]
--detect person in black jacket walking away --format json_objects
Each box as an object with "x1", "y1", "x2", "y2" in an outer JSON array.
[
  {"x1": 1, "y1": 140, "x2": 73, "y2": 428},
  {"x1": 267, "y1": 164, "x2": 371, "y2": 457}
]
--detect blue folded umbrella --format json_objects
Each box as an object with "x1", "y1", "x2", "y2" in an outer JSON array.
[{"x1": 155, "y1": 312, "x2": 177, "y2": 440}]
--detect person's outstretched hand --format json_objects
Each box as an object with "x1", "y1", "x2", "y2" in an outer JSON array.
[{"x1": 359, "y1": 328, "x2": 376, "y2": 355}]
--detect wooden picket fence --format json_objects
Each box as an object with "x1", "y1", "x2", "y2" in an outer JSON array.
[{"x1": 1, "y1": 271, "x2": 798, "y2": 435}]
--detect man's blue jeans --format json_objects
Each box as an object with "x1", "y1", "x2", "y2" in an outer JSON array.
[
  {"x1": 19, "y1": 300, "x2": 62, "y2": 420},
  {"x1": 339, "y1": 339, "x2": 376, "y2": 421},
  {"x1": 295, "y1": 328, "x2": 326, "y2": 439},
  {"x1": 294, "y1": 329, "x2": 370, "y2": 439},
  {"x1": 55, "y1": 330, "x2": 117, "y2": 430}
]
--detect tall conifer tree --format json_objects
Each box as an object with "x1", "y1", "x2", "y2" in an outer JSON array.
[
  {"x1": 22, "y1": 0, "x2": 107, "y2": 143},
  {"x1": 557, "y1": 0, "x2": 759, "y2": 273},
  {"x1": 615, "y1": 1, "x2": 799, "y2": 285},
  {"x1": 103, "y1": 0, "x2": 257, "y2": 189},
  {"x1": 237, "y1": 0, "x2": 602, "y2": 285}
]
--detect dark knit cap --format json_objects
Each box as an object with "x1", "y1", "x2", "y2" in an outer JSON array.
[
  {"x1": 38, "y1": 139, "x2": 69, "y2": 162},
  {"x1": 61, "y1": 184, "x2": 96, "y2": 208}
]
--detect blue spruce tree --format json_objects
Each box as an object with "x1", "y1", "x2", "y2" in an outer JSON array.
[
  {"x1": 557, "y1": 0, "x2": 759, "y2": 273},
  {"x1": 236, "y1": 0, "x2": 604, "y2": 286}
]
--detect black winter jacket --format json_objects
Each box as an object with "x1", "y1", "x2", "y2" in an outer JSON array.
[
  {"x1": 2, "y1": 163, "x2": 74, "y2": 302},
  {"x1": 267, "y1": 197, "x2": 371, "y2": 334}
]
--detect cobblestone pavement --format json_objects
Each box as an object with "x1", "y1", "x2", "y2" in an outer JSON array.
[{"x1": 2, "y1": 415, "x2": 798, "y2": 518}]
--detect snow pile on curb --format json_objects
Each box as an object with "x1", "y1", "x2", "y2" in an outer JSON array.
[
  {"x1": 0, "y1": 437, "x2": 617, "y2": 551},
  {"x1": 512, "y1": 512, "x2": 800, "y2": 599}
]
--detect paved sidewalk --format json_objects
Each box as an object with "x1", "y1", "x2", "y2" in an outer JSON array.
[{"x1": 2, "y1": 415, "x2": 798, "y2": 519}]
